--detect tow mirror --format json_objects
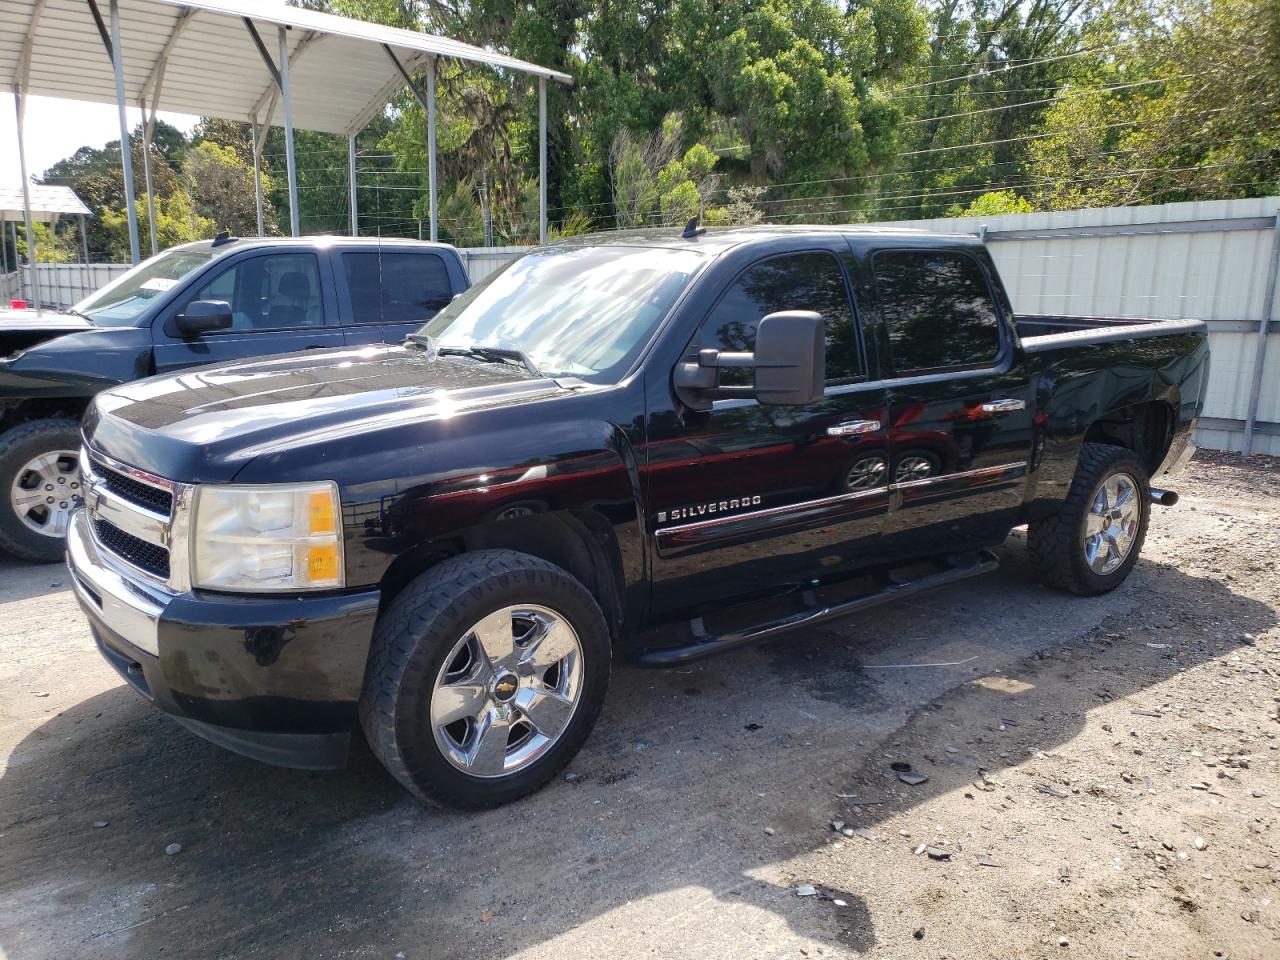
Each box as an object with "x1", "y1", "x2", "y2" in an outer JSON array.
[
  {"x1": 175, "y1": 300, "x2": 233, "y2": 338},
  {"x1": 674, "y1": 310, "x2": 826, "y2": 410}
]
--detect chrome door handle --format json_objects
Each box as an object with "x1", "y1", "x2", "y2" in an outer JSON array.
[
  {"x1": 827, "y1": 419, "x2": 881, "y2": 437},
  {"x1": 981, "y1": 398, "x2": 1026, "y2": 414}
]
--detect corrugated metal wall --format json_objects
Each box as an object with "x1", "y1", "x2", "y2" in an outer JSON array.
[{"x1": 881, "y1": 197, "x2": 1280, "y2": 456}]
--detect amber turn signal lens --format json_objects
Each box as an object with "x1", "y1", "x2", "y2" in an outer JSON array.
[{"x1": 308, "y1": 490, "x2": 337, "y2": 535}]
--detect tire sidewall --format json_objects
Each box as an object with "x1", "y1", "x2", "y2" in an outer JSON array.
[
  {"x1": 385, "y1": 560, "x2": 610, "y2": 807},
  {"x1": 0, "y1": 420, "x2": 83, "y2": 562},
  {"x1": 1071, "y1": 452, "x2": 1151, "y2": 594}
]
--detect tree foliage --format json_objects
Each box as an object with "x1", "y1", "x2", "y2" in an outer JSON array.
[{"x1": 30, "y1": 0, "x2": 1280, "y2": 256}]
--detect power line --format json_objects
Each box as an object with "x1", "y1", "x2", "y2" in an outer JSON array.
[
  {"x1": 894, "y1": 44, "x2": 1117, "y2": 91},
  {"x1": 899, "y1": 75, "x2": 1187, "y2": 125}
]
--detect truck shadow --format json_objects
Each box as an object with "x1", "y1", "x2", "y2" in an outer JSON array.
[{"x1": 0, "y1": 548, "x2": 1272, "y2": 959}]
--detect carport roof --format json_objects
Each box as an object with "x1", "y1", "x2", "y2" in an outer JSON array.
[
  {"x1": 0, "y1": 184, "x2": 92, "y2": 220},
  {"x1": 3, "y1": 0, "x2": 572, "y2": 137}
]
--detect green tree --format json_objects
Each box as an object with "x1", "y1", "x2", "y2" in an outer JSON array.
[
  {"x1": 100, "y1": 191, "x2": 215, "y2": 260},
  {"x1": 946, "y1": 189, "x2": 1034, "y2": 216},
  {"x1": 184, "y1": 141, "x2": 278, "y2": 235},
  {"x1": 1030, "y1": 0, "x2": 1280, "y2": 209}
]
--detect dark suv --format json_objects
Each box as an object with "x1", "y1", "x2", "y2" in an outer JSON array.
[{"x1": 0, "y1": 236, "x2": 469, "y2": 560}]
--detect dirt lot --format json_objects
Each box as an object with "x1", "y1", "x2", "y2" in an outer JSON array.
[{"x1": 1, "y1": 453, "x2": 1277, "y2": 960}]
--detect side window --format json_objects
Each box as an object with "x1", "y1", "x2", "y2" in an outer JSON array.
[
  {"x1": 872, "y1": 250, "x2": 1001, "y2": 374},
  {"x1": 701, "y1": 252, "x2": 862, "y2": 384},
  {"x1": 185, "y1": 253, "x2": 325, "y2": 331},
  {"x1": 342, "y1": 252, "x2": 453, "y2": 325}
]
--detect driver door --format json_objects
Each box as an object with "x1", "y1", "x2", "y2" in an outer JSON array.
[
  {"x1": 643, "y1": 244, "x2": 890, "y2": 616},
  {"x1": 152, "y1": 251, "x2": 344, "y2": 373}
]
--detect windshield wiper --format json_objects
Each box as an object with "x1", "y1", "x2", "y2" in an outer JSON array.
[
  {"x1": 436, "y1": 343, "x2": 542, "y2": 378},
  {"x1": 59, "y1": 307, "x2": 93, "y2": 322}
]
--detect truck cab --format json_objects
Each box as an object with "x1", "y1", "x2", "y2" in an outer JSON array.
[{"x1": 0, "y1": 236, "x2": 469, "y2": 560}]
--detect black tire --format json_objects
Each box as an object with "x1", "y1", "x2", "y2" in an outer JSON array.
[
  {"x1": 359, "y1": 550, "x2": 611, "y2": 808},
  {"x1": 0, "y1": 419, "x2": 84, "y2": 563},
  {"x1": 1027, "y1": 442, "x2": 1151, "y2": 596}
]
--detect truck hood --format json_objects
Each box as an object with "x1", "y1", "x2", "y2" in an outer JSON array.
[
  {"x1": 1, "y1": 310, "x2": 93, "y2": 357},
  {"x1": 85, "y1": 344, "x2": 574, "y2": 482}
]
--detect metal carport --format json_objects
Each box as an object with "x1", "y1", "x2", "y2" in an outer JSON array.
[{"x1": 4, "y1": 0, "x2": 571, "y2": 268}]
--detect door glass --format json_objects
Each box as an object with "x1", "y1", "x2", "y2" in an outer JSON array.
[
  {"x1": 701, "y1": 252, "x2": 861, "y2": 384},
  {"x1": 343, "y1": 252, "x2": 452, "y2": 324},
  {"x1": 873, "y1": 250, "x2": 1000, "y2": 373},
  {"x1": 186, "y1": 253, "x2": 325, "y2": 331}
]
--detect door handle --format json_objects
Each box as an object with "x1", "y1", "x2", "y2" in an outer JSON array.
[
  {"x1": 827, "y1": 419, "x2": 881, "y2": 437},
  {"x1": 980, "y1": 398, "x2": 1026, "y2": 414}
]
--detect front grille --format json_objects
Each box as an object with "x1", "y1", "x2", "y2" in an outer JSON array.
[
  {"x1": 93, "y1": 517, "x2": 171, "y2": 580},
  {"x1": 96, "y1": 463, "x2": 173, "y2": 516}
]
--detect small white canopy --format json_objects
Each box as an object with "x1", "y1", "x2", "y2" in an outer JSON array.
[{"x1": 0, "y1": 184, "x2": 92, "y2": 222}]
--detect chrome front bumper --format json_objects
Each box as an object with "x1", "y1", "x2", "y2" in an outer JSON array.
[{"x1": 66, "y1": 507, "x2": 172, "y2": 656}]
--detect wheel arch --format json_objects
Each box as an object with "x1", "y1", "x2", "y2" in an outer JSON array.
[
  {"x1": 376, "y1": 509, "x2": 630, "y2": 644},
  {"x1": 1082, "y1": 398, "x2": 1176, "y2": 476}
]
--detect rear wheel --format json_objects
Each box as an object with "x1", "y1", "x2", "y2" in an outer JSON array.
[
  {"x1": 360, "y1": 550, "x2": 611, "y2": 808},
  {"x1": 1027, "y1": 442, "x2": 1150, "y2": 595},
  {"x1": 0, "y1": 419, "x2": 84, "y2": 562}
]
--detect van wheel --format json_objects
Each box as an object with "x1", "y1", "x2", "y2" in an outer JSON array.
[
  {"x1": 0, "y1": 419, "x2": 84, "y2": 563},
  {"x1": 360, "y1": 550, "x2": 611, "y2": 808},
  {"x1": 1027, "y1": 442, "x2": 1150, "y2": 596}
]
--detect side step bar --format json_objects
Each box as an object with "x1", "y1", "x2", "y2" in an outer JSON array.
[{"x1": 637, "y1": 550, "x2": 1000, "y2": 666}]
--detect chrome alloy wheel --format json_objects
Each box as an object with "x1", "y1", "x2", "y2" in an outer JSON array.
[
  {"x1": 9, "y1": 449, "x2": 82, "y2": 538},
  {"x1": 894, "y1": 454, "x2": 935, "y2": 483},
  {"x1": 430, "y1": 604, "x2": 584, "y2": 778},
  {"x1": 845, "y1": 456, "x2": 888, "y2": 490},
  {"x1": 1084, "y1": 472, "x2": 1140, "y2": 575}
]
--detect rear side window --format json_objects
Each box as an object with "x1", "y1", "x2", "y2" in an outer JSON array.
[
  {"x1": 342, "y1": 252, "x2": 453, "y2": 324},
  {"x1": 701, "y1": 252, "x2": 862, "y2": 384},
  {"x1": 872, "y1": 250, "x2": 1001, "y2": 374}
]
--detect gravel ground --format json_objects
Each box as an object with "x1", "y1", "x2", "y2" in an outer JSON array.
[{"x1": 0, "y1": 452, "x2": 1276, "y2": 960}]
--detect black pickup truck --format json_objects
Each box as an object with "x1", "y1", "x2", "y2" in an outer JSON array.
[
  {"x1": 0, "y1": 236, "x2": 469, "y2": 561},
  {"x1": 67, "y1": 226, "x2": 1207, "y2": 808}
]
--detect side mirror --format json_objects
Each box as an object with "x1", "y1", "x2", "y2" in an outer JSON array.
[
  {"x1": 674, "y1": 310, "x2": 826, "y2": 410},
  {"x1": 175, "y1": 300, "x2": 233, "y2": 338}
]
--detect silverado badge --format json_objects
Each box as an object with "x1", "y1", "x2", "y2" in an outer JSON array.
[{"x1": 658, "y1": 495, "x2": 763, "y2": 524}]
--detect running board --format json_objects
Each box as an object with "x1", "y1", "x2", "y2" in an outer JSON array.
[{"x1": 637, "y1": 550, "x2": 1000, "y2": 666}]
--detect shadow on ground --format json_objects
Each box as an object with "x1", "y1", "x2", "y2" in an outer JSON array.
[{"x1": 0, "y1": 545, "x2": 1272, "y2": 959}]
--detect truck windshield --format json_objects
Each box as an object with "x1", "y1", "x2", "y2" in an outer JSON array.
[
  {"x1": 74, "y1": 247, "x2": 213, "y2": 327},
  {"x1": 419, "y1": 245, "x2": 706, "y2": 383}
]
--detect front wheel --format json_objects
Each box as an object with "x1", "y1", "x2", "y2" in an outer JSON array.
[
  {"x1": 1027, "y1": 442, "x2": 1151, "y2": 596},
  {"x1": 0, "y1": 419, "x2": 85, "y2": 562},
  {"x1": 360, "y1": 550, "x2": 611, "y2": 808}
]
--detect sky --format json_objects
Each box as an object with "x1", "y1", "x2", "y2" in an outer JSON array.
[{"x1": 1, "y1": 95, "x2": 200, "y2": 186}]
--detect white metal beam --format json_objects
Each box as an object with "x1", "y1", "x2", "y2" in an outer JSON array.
[
  {"x1": 109, "y1": 0, "x2": 141, "y2": 264},
  {"x1": 278, "y1": 25, "x2": 299, "y2": 236},
  {"x1": 538, "y1": 77, "x2": 547, "y2": 245},
  {"x1": 12, "y1": 89, "x2": 40, "y2": 309},
  {"x1": 138, "y1": 96, "x2": 158, "y2": 255},
  {"x1": 383, "y1": 45, "x2": 437, "y2": 242},
  {"x1": 1243, "y1": 211, "x2": 1280, "y2": 456},
  {"x1": 15, "y1": 0, "x2": 50, "y2": 91},
  {"x1": 250, "y1": 116, "x2": 264, "y2": 236},
  {"x1": 348, "y1": 134, "x2": 358, "y2": 236}
]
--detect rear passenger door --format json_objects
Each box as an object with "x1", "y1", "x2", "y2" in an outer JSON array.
[
  {"x1": 871, "y1": 247, "x2": 1034, "y2": 558},
  {"x1": 151, "y1": 251, "x2": 344, "y2": 374},
  {"x1": 337, "y1": 250, "x2": 457, "y2": 345},
  {"x1": 646, "y1": 243, "x2": 891, "y2": 616}
]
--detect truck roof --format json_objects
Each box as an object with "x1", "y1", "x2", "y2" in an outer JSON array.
[
  {"x1": 165, "y1": 235, "x2": 461, "y2": 261},
  {"x1": 553, "y1": 224, "x2": 984, "y2": 256}
]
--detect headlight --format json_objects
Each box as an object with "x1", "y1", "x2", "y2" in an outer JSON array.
[{"x1": 191, "y1": 482, "x2": 344, "y2": 592}]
